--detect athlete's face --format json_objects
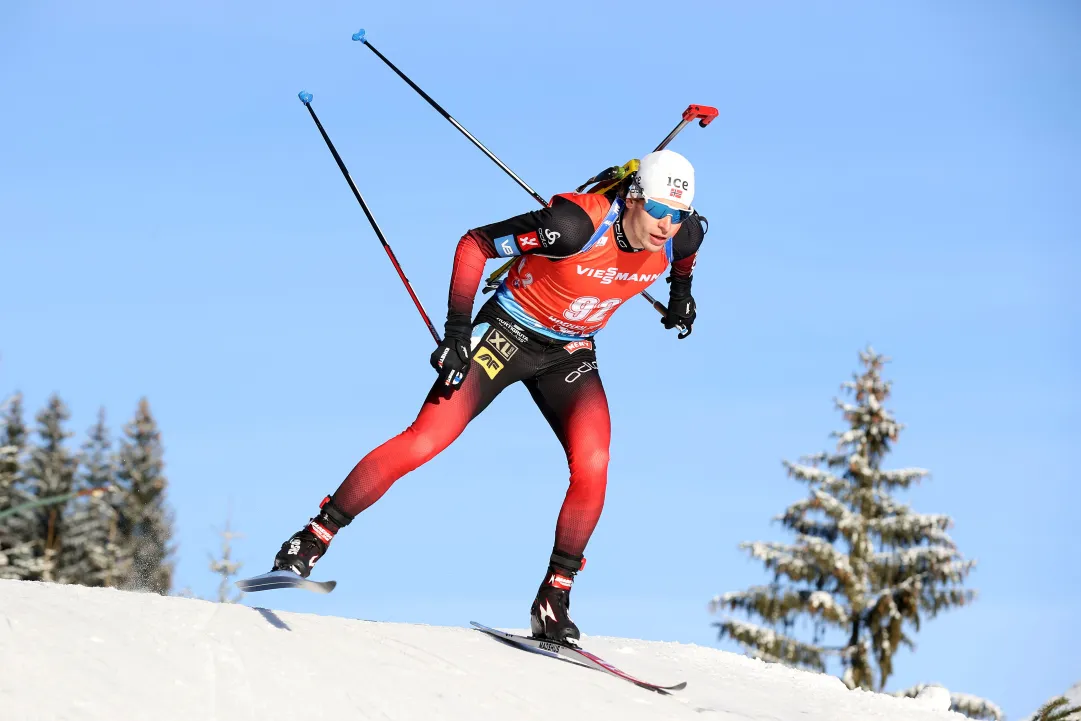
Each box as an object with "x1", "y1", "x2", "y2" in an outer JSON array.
[{"x1": 622, "y1": 198, "x2": 687, "y2": 252}]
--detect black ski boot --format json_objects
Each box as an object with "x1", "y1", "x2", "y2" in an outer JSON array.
[
  {"x1": 530, "y1": 550, "x2": 585, "y2": 645},
  {"x1": 273, "y1": 495, "x2": 354, "y2": 578}
]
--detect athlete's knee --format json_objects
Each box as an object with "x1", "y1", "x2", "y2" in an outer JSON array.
[
  {"x1": 396, "y1": 425, "x2": 436, "y2": 464},
  {"x1": 569, "y1": 444, "x2": 610, "y2": 488},
  {"x1": 398, "y1": 418, "x2": 463, "y2": 465}
]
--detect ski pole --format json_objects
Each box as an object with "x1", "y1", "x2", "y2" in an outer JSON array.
[
  {"x1": 352, "y1": 29, "x2": 547, "y2": 208},
  {"x1": 578, "y1": 105, "x2": 719, "y2": 199},
  {"x1": 298, "y1": 91, "x2": 442, "y2": 345},
  {"x1": 657, "y1": 105, "x2": 719, "y2": 151},
  {"x1": 351, "y1": 30, "x2": 715, "y2": 329}
]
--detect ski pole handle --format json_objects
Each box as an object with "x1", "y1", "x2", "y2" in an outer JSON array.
[
  {"x1": 682, "y1": 105, "x2": 719, "y2": 128},
  {"x1": 641, "y1": 290, "x2": 688, "y2": 337}
]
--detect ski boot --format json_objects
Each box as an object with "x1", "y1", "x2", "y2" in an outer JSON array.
[
  {"x1": 530, "y1": 549, "x2": 585, "y2": 645},
  {"x1": 273, "y1": 495, "x2": 354, "y2": 578}
]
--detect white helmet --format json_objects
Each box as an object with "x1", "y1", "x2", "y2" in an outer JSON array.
[{"x1": 629, "y1": 149, "x2": 695, "y2": 208}]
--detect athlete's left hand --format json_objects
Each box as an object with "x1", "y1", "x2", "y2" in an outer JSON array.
[{"x1": 662, "y1": 276, "x2": 696, "y2": 339}]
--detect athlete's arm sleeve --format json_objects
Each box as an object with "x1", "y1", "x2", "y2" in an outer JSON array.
[
  {"x1": 445, "y1": 231, "x2": 498, "y2": 330},
  {"x1": 669, "y1": 212, "x2": 707, "y2": 282},
  {"x1": 472, "y1": 196, "x2": 595, "y2": 259},
  {"x1": 444, "y1": 198, "x2": 595, "y2": 328}
]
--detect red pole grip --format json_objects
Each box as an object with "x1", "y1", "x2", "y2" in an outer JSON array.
[{"x1": 682, "y1": 104, "x2": 719, "y2": 127}]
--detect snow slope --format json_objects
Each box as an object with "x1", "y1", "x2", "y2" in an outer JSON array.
[{"x1": 0, "y1": 580, "x2": 968, "y2": 721}]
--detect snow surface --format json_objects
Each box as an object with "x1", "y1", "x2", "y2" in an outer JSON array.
[{"x1": 0, "y1": 580, "x2": 972, "y2": 721}]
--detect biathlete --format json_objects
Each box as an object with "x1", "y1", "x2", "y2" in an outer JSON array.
[{"x1": 272, "y1": 149, "x2": 706, "y2": 644}]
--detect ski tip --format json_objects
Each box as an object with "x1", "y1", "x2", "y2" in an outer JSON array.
[
  {"x1": 351, "y1": 28, "x2": 367, "y2": 43},
  {"x1": 298, "y1": 91, "x2": 313, "y2": 105}
]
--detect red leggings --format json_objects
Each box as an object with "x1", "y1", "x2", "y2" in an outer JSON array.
[{"x1": 330, "y1": 306, "x2": 611, "y2": 558}]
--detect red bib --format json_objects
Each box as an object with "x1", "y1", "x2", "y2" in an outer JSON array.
[{"x1": 497, "y1": 194, "x2": 670, "y2": 338}]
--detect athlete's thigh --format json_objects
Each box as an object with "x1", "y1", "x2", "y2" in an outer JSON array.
[
  {"x1": 525, "y1": 353, "x2": 611, "y2": 451},
  {"x1": 421, "y1": 318, "x2": 534, "y2": 424}
]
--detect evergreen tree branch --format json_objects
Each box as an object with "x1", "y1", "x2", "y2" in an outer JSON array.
[
  {"x1": 714, "y1": 618, "x2": 828, "y2": 673},
  {"x1": 778, "y1": 490, "x2": 859, "y2": 542},
  {"x1": 1033, "y1": 696, "x2": 1081, "y2": 721},
  {"x1": 872, "y1": 546, "x2": 976, "y2": 587},
  {"x1": 950, "y1": 692, "x2": 1005, "y2": 721},
  {"x1": 710, "y1": 585, "x2": 851, "y2": 625},
  {"x1": 776, "y1": 513, "x2": 839, "y2": 543},
  {"x1": 783, "y1": 460, "x2": 849, "y2": 496},
  {"x1": 867, "y1": 510, "x2": 954, "y2": 548}
]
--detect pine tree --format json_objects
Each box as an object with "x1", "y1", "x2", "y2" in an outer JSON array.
[
  {"x1": 115, "y1": 398, "x2": 175, "y2": 594},
  {"x1": 0, "y1": 393, "x2": 41, "y2": 580},
  {"x1": 22, "y1": 395, "x2": 78, "y2": 582},
  {"x1": 59, "y1": 408, "x2": 129, "y2": 587},
  {"x1": 209, "y1": 516, "x2": 244, "y2": 603},
  {"x1": 711, "y1": 348, "x2": 978, "y2": 691}
]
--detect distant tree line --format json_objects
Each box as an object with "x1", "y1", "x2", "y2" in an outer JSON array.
[{"x1": 0, "y1": 393, "x2": 174, "y2": 593}]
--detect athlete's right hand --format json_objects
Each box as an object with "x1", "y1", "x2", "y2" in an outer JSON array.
[{"x1": 429, "y1": 321, "x2": 472, "y2": 389}]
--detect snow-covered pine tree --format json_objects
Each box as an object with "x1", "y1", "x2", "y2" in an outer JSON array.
[
  {"x1": 209, "y1": 517, "x2": 244, "y2": 603},
  {"x1": 0, "y1": 393, "x2": 42, "y2": 580},
  {"x1": 115, "y1": 398, "x2": 175, "y2": 594},
  {"x1": 711, "y1": 348, "x2": 977, "y2": 692},
  {"x1": 22, "y1": 395, "x2": 78, "y2": 582},
  {"x1": 59, "y1": 408, "x2": 129, "y2": 587}
]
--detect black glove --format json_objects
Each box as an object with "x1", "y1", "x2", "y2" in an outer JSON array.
[
  {"x1": 429, "y1": 317, "x2": 472, "y2": 390},
  {"x1": 661, "y1": 276, "x2": 696, "y2": 339}
]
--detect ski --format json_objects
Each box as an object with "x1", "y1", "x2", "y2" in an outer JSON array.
[
  {"x1": 234, "y1": 570, "x2": 337, "y2": 594},
  {"x1": 469, "y1": 621, "x2": 686, "y2": 694}
]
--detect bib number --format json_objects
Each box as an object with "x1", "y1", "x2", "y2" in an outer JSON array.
[{"x1": 563, "y1": 296, "x2": 622, "y2": 323}]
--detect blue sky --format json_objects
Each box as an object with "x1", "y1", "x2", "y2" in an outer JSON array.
[{"x1": 2, "y1": 1, "x2": 1078, "y2": 717}]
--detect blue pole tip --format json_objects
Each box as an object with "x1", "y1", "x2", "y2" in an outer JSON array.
[
  {"x1": 298, "y1": 91, "x2": 313, "y2": 104},
  {"x1": 352, "y1": 29, "x2": 367, "y2": 43}
]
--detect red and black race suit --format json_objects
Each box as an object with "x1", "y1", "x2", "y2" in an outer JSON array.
[
  {"x1": 447, "y1": 192, "x2": 705, "y2": 338},
  {"x1": 329, "y1": 192, "x2": 706, "y2": 559},
  {"x1": 331, "y1": 302, "x2": 609, "y2": 558}
]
